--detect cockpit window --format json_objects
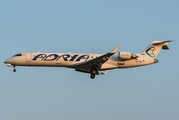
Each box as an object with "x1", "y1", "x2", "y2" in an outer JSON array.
[{"x1": 13, "y1": 54, "x2": 22, "y2": 57}]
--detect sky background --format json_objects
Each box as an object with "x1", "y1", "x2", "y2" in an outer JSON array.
[{"x1": 0, "y1": 0, "x2": 178, "y2": 120}]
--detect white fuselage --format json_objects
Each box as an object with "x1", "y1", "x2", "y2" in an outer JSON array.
[{"x1": 4, "y1": 52, "x2": 156, "y2": 71}]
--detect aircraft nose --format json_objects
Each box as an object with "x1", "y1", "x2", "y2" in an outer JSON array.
[
  {"x1": 4, "y1": 60, "x2": 7, "y2": 64},
  {"x1": 4, "y1": 58, "x2": 14, "y2": 64}
]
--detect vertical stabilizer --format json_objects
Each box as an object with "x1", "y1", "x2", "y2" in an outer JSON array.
[{"x1": 141, "y1": 40, "x2": 173, "y2": 58}]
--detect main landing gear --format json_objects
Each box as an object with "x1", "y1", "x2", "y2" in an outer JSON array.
[
  {"x1": 90, "y1": 69, "x2": 98, "y2": 79},
  {"x1": 90, "y1": 74, "x2": 95, "y2": 79},
  {"x1": 13, "y1": 65, "x2": 16, "y2": 72}
]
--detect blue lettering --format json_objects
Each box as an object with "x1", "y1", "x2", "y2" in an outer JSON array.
[
  {"x1": 44, "y1": 54, "x2": 58, "y2": 61},
  {"x1": 56, "y1": 54, "x2": 70, "y2": 61},
  {"x1": 62, "y1": 54, "x2": 70, "y2": 61},
  {"x1": 70, "y1": 55, "x2": 78, "y2": 61},
  {"x1": 33, "y1": 54, "x2": 89, "y2": 62},
  {"x1": 56, "y1": 55, "x2": 62, "y2": 61},
  {"x1": 32, "y1": 54, "x2": 47, "y2": 61},
  {"x1": 76, "y1": 55, "x2": 89, "y2": 61}
]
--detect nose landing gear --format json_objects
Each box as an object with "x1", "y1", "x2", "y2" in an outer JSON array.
[
  {"x1": 13, "y1": 69, "x2": 16, "y2": 72},
  {"x1": 13, "y1": 65, "x2": 16, "y2": 72}
]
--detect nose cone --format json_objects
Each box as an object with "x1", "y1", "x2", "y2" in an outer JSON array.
[
  {"x1": 4, "y1": 58, "x2": 14, "y2": 64},
  {"x1": 4, "y1": 60, "x2": 7, "y2": 64},
  {"x1": 154, "y1": 59, "x2": 159, "y2": 63}
]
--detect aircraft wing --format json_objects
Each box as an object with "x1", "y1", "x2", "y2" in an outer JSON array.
[{"x1": 70, "y1": 46, "x2": 119, "y2": 72}]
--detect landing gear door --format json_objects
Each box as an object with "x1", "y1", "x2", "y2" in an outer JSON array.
[{"x1": 26, "y1": 52, "x2": 32, "y2": 62}]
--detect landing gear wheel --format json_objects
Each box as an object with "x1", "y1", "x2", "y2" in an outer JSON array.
[
  {"x1": 13, "y1": 69, "x2": 16, "y2": 72},
  {"x1": 90, "y1": 74, "x2": 95, "y2": 79},
  {"x1": 13, "y1": 65, "x2": 16, "y2": 72}
]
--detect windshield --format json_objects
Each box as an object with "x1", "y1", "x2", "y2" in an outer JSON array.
[{"x1": 13, "y1": 54, "x2": 22, "y2": 57}]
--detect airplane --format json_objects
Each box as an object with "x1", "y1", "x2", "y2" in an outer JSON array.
[{"x1": 4, "y1": 40, "x2": 173, "y2": 79}]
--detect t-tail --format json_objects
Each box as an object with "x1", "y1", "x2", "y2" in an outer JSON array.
[{"x1": 141, "y1": 40, "x2": 174, "y2": 59}]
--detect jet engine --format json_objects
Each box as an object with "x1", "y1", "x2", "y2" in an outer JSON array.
[{"x1": 118, "y1": 52, "x2": 137, "y2": 60}]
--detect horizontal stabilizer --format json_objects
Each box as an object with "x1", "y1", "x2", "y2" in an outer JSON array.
[{"x1": 152, "y1": 40, "x2": 174, "y2": 45}]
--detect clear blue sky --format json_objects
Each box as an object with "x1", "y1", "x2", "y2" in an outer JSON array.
[{"x1": 0, "y1": 0, "x2": 178, "y2": 120}]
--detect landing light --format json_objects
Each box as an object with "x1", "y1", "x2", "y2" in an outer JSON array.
[{"x1": 6, "y1": 63, "x2": 12, "y2": 67}]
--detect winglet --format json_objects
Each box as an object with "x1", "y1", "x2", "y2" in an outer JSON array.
[{"x1": 110, "y1": 46, "x2": 119, "y2": 53}]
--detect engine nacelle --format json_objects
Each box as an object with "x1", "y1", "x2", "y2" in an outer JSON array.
[{"x1": 118, "y1": 52, "x2": 137, "y2": 60}]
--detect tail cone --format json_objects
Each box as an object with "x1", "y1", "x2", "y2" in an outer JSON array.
[{"x1": 154, "y1": 59, "x2": 159, "y2": 63}]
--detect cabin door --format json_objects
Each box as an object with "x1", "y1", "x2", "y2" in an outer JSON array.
[{"x1": 26, "y1": 52, "x2": 32, "y2": 62}]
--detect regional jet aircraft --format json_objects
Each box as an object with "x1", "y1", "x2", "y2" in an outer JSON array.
[{"x1": 4, "y1": 40, "x2": 173, "y2": 79}]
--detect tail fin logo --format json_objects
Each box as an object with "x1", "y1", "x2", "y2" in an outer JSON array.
[{"x1": 145, "y1": 47, "x2": 155, "y2": 58}]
